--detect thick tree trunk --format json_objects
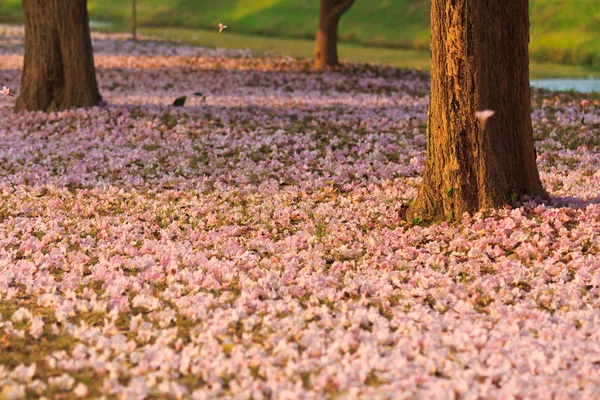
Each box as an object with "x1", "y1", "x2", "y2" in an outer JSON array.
[
  {"x1": 314, "y1": 0, "x2": 355, "y2": 70},
  {"x1": 407, "y1": 0, "x2": 547, "y2": 222},
  {"x1": 16, "y1": 0, "x2": 101, "y2": 112}
]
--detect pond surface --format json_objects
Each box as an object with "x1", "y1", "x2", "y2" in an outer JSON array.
[
  {"x1": 530, "y1": 78, "x2": 600, "y2": 93},
  {"x1": 89, "y1": 20, "x2": 114, "y2": 29}
]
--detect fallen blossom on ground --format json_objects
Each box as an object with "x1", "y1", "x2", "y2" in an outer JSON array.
[{"x1": 1, "y1": 24, "x2": 600, "y2": 399}]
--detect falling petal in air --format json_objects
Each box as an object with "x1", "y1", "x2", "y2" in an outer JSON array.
[{"x1": 475, "y1": 110, "x2": 495, "y2": 129}]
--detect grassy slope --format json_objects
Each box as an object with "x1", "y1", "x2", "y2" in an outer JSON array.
[
  {"x1": 136, "y1": 26, "x2": 599, "y2": 79},
  {"x1": 1, "y1": 0, "x2": 599, "y2": 72},
  {"x1": 95, "y1": 0, "x2": 600, "y2": 65}
]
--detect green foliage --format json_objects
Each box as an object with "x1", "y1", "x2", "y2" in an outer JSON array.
[
  {"x1": 314, "y1": 221, "x2": 327, "y2": 241},
  {"x1": 410, "y1": 216, "x2": 424, "y2": 226}
]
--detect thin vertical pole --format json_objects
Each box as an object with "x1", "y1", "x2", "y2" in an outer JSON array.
[{"x1": 132, "y1": 0, "x2": 137, "y2": 41}]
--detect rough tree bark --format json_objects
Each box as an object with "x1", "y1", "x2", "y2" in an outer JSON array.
[
  {"x1": 314, "y1": 0, "x2": 355, "y2": 70},
  {"x1": 16, "y1": 0, "x2": 101, "y2": 112},
  {"x1": 406, "y1": 0, "x2": 547, "y2": 222}
]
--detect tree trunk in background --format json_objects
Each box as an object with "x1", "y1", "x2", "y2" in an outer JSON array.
[
  {"x1": 16, "y1": 0, "x2": 101, "y2": 112},
  {"x1": 314, "y1": 0, "x2": 355, "y2": 70},
  {"x1": 132, "y1": 0, "x2": 137, "y2": 41},
  {"x1": 406, "y1": 0, "x2": 547, "y2": 222}
]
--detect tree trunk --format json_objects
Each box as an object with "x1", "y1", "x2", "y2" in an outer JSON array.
[
  {"x1": 315, "y1": 15, "x2": 339, "y2": 70},
  {"x1": 406, "y1": 0, "x2": 547, "y2": 223},
  {"x1": 314, "y1": 0, "x2": 355, "y2": 70},
  {"x1": 132, "y1": 0, "x2": 137, "y2": 41},
  {"x1": 16, "y1": 0, "x2": 101, "y2": 113}
]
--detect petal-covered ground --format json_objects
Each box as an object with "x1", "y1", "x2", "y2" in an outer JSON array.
[{"x1": 1, "y1": 25, "x2": 600, "y2": 399}]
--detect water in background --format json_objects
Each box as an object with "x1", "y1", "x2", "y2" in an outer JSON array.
[
  {"x1": 531, "y1": 78, "x2": 600, "y2": 93},
  {"x1": 89, "y1": 20, "x2": 114, "y2": 29}
]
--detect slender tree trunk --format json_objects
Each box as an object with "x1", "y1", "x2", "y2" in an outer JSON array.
[
  {"x1": 16, "y1": 0, "x2": 101, "y2": 113},
  {"x1": 407, "y1": 0, "x2": 547, "y2": 222},
  {"x1": 315, "y1": 6, "x2": 340, "y2": 70},
  {"x1": 132, "y1": 0, "x2": 137, "y2": 41},
  {"x1": 314, "y1": 0, "x2": 355, "y2": 70}
]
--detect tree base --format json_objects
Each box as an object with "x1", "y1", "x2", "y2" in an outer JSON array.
[
  {"x1": 406, "y1": 0, "x2": 547, "y2": 223},
  {"x1": 17, "y1": 0, "x2": 101, "y2": 112}
]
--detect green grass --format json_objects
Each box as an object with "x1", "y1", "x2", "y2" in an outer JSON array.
[
  {"x1": 1, "y1": 0, "x2": 599, "y2": 77},
  {"x1": 138, "y1": 26, "x2": 600, "y2": 79},
  {"x1": 529, "y1": 0, "x2": 600, "y2": 65},
  {"x1": 141, "y1": 26, "x2": 431, "y2": 71},
  {"x1": 2, "y1": 0, "x2": 599, "y2": 67}
]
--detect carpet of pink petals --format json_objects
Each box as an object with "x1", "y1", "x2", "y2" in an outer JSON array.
[{"x1": 1, "y1": 25, "x2": 600, "y2": 399}]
